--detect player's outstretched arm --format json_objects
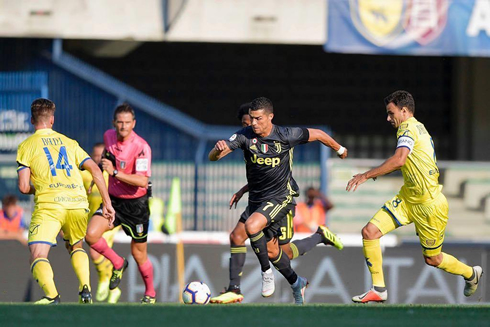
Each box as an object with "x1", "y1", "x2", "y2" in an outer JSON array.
[
  {"x1": 209, "y1": 140, "x2": 232, "y2": 161},
  {"x1": 229, "y1": 184, "x2": 249, "y2": 209},
  {"x1": 307, "y1": 128, "x2": 347, "y2": 159},
  {"x1": 17, "y1": 168, "x2": 35, "y2": 194},
  {"x1": 346, "y1": 147, "x2": 409, "y2": 192},
  {"x1": 83, "y1": 159, "x2": 115, "y2": 222}
]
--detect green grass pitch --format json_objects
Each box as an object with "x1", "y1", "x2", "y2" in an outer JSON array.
[{"x1": 1, "y1": 304, "x2": 490, "y2": 327}]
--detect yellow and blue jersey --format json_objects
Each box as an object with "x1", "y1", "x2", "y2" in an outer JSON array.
[
  {"x1": 396, "y1": 117, "x2": 442, "y2": 204},
  {"x1": 17, "y1": 128, "x2": 90, "y2": 210}
]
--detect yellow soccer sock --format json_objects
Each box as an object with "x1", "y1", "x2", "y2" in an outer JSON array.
[
  {"x1": 363, "y1": 239, "x2": 385, "y2": 288},
  {"x1": 93, "y1": 255, "x2": 112, "y2": 282},
  {"x1": 71, "y1": 248, "x2": 91, "y2": 292},
  {"x1": 31, "y1": 258, "x2": 58, "y2": 298},
  {"x1": 437, "y1": 252, "x2": 473, "y2": 279}
]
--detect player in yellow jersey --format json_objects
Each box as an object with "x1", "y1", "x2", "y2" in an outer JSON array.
[
  {"x1": 81, "y1": 143, "x2": 121, "y2": 303},
  {"x1": 347, "y1": 90, "x2": 482, "y2": 303},
  {"x1": 17, "y1": 98, "x2": 115, "y2": 304}
]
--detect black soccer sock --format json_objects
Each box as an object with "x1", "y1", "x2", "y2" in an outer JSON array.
[
  {"x1": 229, "y1": 245, "x2": 247, "y2": 288},
  {"x1": 291, "y1": 233, "x2": 322, "y2": 257},
  {"x1": 271, "y1": 249, "x2": 298, "y2": 285},
  {"x1": 247, "y1": 231, "x2": 271, "y2": 272}
]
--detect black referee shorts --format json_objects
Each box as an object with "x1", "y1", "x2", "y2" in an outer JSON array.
[{"x1": 94, "y1": 195, "x2": 150, "y2": 243}]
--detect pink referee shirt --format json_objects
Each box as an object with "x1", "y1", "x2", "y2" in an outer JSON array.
[{"x1": 104, "y1": 129, "x2": 152, "y2": 199}]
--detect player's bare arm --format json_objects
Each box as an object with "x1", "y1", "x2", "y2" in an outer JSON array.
[
  {"x1": 346, "y1": 147, "x2": 409, "y2": 192},
  {"x1": 101, "y1": 158, "x2": 149, "y2": 188},
  {"x1": 230, "y1": 184, "x2": 249, "y2": 209},
  {"x1": 307, "y1": 128, "x2": 348, "y2": 159},
  {"x1": 209, "y1": 140, "x2": 233, "y2": 161},
  {"x1": 17, "y1": 168, "x2": 35, "y2": 194},
  {"x1": 83, "y1": 159, "x2": 116, "y2": 222}
]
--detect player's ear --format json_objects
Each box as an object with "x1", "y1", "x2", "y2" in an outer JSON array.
[{"x1": 269, "y1": 113, "x2": 274, "y2": 120}]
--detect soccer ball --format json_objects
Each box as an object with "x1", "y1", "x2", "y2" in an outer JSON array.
[{"x1": 182, "y1": 281, "x2": 211, "y2": 305}]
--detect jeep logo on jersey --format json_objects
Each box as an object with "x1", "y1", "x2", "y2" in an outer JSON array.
[
  {"x1": 261, "y1": 144, "x2": 268, "y2": 153},
  {"x1": 250, "y1": 154, "x2": 280, "y2": 167}
]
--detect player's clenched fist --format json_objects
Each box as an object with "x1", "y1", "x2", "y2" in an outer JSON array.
[{"x1": 214, "y1": 140, "x2": 228, "y2": 151}]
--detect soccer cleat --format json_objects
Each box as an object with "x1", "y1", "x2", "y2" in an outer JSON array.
[
  {"x1": 317, "y1": 226, "x2": 343, "y2": 250},
  {"x1": 261, "y1": 268, "x2": 275, "y2": 297},
  {"x1": 352, "y1": 288, "x2": 387, "y2": 303},
  {"x1": 141, "y1": 295, "x2": 156, "y2": 304},
  {"x1": 210, "y1": 287, "x2": 244, "y2": 304},
  {"x1": 107, "y1": 287, "x2": 122, "y2": 304},
  {"x1": 96, "y1": 280, "x2": 110, "y2": 302},
  {"x1": 291, "y1": 276, "x2": 308, "y2": 305},
  {"x1": 79, "y1": 284, "x2": 93, "y2": 304},
  {"x1": 109, "y1": 258, "x2": 128, "y2": 290},
  {"x1": 35, "y1": 295, "x2": 61, "y2": 305},
  {"x1": 464, "y1": 266, "x2": 483, "y2": 297}
]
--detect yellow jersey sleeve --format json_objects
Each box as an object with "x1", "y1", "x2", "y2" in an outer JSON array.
[
  {"x1": 16, "y1": 129, "x2": 90, "y2": 210},
  {"x1": 397, "y1": 117, "x2": 442, "y2": 204}
]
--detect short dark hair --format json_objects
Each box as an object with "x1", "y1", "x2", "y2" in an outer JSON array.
[
  {"x1": 237, "y1": 102, "x2": 251, "y2": 121},
  {"x1": 2, "y1": 194, "x2": 18, "y2": 207},
  {"x1": 113, "y1": 103, "x2": 135, "y2": 121},
  {"x1": 384, "y1": 90, "x2": 415, "y2": 114},
  {"x1": 31, "y1": 98, "x2": 56, "y2": 124},
  {"x1": 250, "y1": 97, "x2": 273, "y2": 114},
  {"x1": 93, "y1": 142, "x2": 105, "y2": 149}
]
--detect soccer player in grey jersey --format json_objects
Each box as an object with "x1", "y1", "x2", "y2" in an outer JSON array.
[{"x1": 209, "y1": 97, "x2": 348, "y2": 304}]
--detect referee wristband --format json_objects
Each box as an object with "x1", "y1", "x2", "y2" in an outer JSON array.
[{"x1": 336, "y1": 146, "x2": 346, "y2": 156}]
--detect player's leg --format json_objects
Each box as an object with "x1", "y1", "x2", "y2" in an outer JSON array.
[
  {"x1": 63, "y1": 208, "x2": 93, "y2": 303},
  {"x1": 92, "y1": 227, "x2": 120, "y2": 302},
  {"x1": 126, "y1": 196, "x2": 155, "y2": 304},
  {"x1": 244, "y1": 207, "x2": 276, "y2": 298},
  {"x1": 210, "y1": 220, "x2": 247, "y2": 304},
  {"x1": 86, "y1": 212, "x2": 125, "y2": 272},
  {"x1": 415, "y1": 194, "x2": 482, "y2": 297},
  {"x1": 244, "y1": 211, "x2": 270, "y2": 272},
  {"x1": 265, "y1": 204, "x2": 308, "y2": 304},
  {"x1": 28, "y1": 208, "x2": 62, "y2": 304},
  {"x1": 353, "y1": 196, "x2": 410, "y2": 303},
  {"x1": 131, "y1": 240, "x2": 156, "y2": 304}
]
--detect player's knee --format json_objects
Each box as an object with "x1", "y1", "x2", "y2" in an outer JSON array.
[
  {"x1": 244, "y1": 219, "x2": 261, "y2": 235},
  {"x1": 230, "y1": 231, "x2": 246, "y2": 246},
  {"x1": 85, "y1": 229, "x2": 99, "y2": 245},
  {"x1": 362, "y1": 224, "x2": 381, "y2": 240},
  {"x1": 424, "y1": 255, "x2": 442, "y2": 267}
]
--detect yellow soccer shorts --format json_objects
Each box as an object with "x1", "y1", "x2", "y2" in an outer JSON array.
[
  {"x1": 28, "y1": 207, "x2": 89, "y2": 246},
  {"x1": 369, "y1": 193, "x2": 448, "y2": 257}
]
